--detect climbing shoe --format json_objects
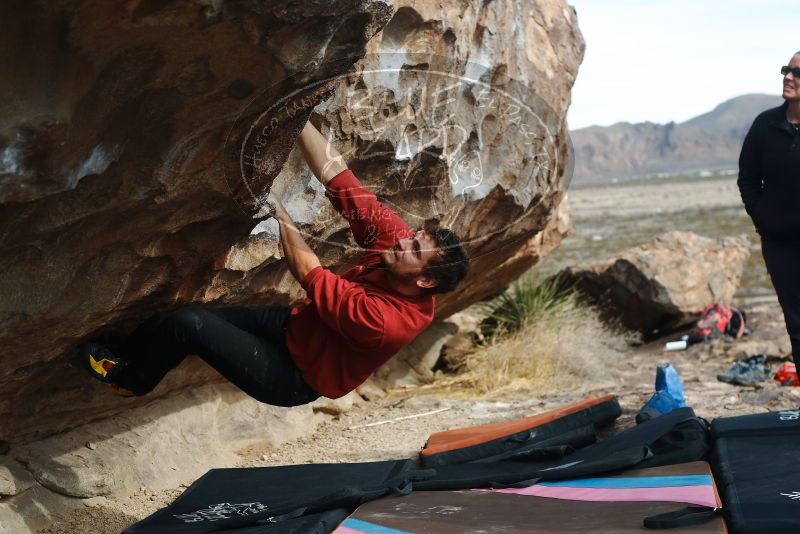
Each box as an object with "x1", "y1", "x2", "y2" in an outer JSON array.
[
  {"x1": 635, "y1": 364, "x2": 687, "y2": 424},
  {"x1": 717, "y1": 354, "x2": 770, "y2": 386},
  {"x1": 80, "y1": 341, "x2": 129, "y2": 386}
]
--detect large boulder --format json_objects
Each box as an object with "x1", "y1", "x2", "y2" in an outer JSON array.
[
  {"x1": 266, "y1": 0, "x2": 583, "y2": 318},
  {"x1": 0, "y1": 0, "x2": 393, "y2": 443},
  {"x1": 0, "y1": 0, "x2": 584, "y2": 444},
  {"x1": 561, "y1": 231, "x2": 750, "y2": 335}
]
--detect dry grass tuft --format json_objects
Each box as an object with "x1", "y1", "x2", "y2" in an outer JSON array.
[{"x1": 444, "y1": 274, "x2": 638, "y2": 395}]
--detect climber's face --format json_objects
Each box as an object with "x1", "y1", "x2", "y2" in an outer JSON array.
[{"x1": 381, "y1": 229, "x2": 443, "y2": 285}]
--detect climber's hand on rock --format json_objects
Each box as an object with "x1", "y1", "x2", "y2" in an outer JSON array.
[{"x1": 265, "y1": 195, "x2": 291, "y2": 222}]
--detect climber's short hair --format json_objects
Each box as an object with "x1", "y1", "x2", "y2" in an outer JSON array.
[{"x1": 420, "y1": 225, "x2": 469, "y2": 295}]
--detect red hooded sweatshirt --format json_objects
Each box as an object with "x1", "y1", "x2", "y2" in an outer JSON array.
[{"x1": 285, "y1": 169, "x2": 435, "y2": 398}]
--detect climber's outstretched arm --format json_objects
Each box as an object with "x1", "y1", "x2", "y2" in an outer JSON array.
[{"x1": 297, "y1": 121, "x2": 347, "y2": 185}]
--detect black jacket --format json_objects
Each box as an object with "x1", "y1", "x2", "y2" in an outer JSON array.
[{"x1": 737, "y1": 101, "x2": 800, "y2": 241}]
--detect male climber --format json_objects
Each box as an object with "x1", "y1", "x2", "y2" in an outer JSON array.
[{"x1": 80, "y1": 121, "x2": 470, "y2": 405}]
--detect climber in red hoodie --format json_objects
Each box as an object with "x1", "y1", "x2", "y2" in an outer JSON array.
[{"x1": 80, "y1": 121, "x2": 470, "y2": 405}]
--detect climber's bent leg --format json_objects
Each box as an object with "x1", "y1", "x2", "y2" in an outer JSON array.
[{"x1": 116, "y1": 305, "x2": 319, "y2": 406}]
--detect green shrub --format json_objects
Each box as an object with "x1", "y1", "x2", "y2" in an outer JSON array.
[
  {"x1": 436, "y1": 273, "x2": 637, "y2": 395},
  {"x1": 478, "y1": 274, "x2": 576, "y2": 341}
]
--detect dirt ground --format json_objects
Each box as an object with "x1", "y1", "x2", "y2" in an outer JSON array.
[{"x1": 38, "y1": 296, "x2": 800, "y2": 534}]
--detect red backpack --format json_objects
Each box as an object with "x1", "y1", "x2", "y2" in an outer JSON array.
[{"x1": 688, "y1": 303, "x2": 746, "y2": 344}]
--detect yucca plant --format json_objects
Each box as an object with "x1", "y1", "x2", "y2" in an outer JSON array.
[
  {"x1": 448, "y1": 273, "x2": 637, "y2": 394},
  {"x1": 478, "y1": 273, "x2": 576, "y2": 341}
]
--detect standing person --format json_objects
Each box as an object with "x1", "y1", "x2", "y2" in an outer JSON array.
[
  {"x1": 737, "y1": 51, "x2": 800, "y2": 370},
  {"x1": 80, "y1": 120, "x2": 470, "y2": 405}
]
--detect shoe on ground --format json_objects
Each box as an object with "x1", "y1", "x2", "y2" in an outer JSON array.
[
  {"x1": 717, "y1": 355, "x2": 770, "y2": 386},
  {"x1": 79, "y1": 341, "x2": 129, "y2": 385}
]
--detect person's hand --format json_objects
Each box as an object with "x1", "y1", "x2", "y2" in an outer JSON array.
[{"x1": 265, "y1": 195, "x2": 290, "y2": 222}]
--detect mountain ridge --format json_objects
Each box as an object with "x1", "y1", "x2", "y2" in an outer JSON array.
[{"x1": 570, "y1": 94, "x2": 782, "y2": 184}]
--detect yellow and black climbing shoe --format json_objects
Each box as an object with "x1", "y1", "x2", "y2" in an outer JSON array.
[{"x1": 80, "y1": 341, "x2": 128, "y2": 385}]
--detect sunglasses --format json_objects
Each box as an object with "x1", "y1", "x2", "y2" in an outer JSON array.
[{"x1": 781, "y1": 65, "x2": 800, "y2": 77}]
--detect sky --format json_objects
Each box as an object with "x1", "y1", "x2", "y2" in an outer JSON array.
[{"x1": 566, "y1": 0, "x2": 798, "y2": 129}]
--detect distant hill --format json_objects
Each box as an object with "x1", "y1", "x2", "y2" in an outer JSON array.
[{"x1": 570, "y1": 94, "x2": 782, "y2": 184}]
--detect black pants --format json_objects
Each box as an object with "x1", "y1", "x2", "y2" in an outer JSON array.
[
  {"x1": 762, "y1": 239, "x2": 800, "y2": 367},
  {"x1": 116, "y1": 305, "x2": 320, "y2": 407}
]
